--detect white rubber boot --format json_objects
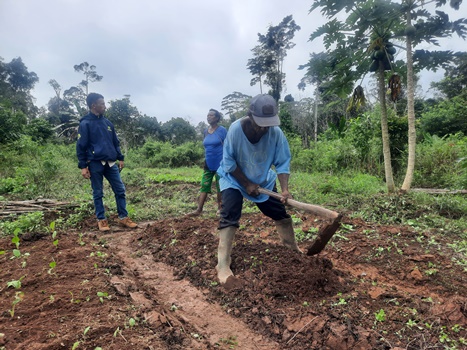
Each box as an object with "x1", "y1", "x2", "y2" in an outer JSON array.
[
  {"x1": 275, "y1": 217, "x2": 302, "y2": 253},
  {"x1": 216, "y1": 226, "x2": 237, "y2": 283}
]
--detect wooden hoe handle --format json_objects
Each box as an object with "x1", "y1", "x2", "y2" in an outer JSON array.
[{"x1": 258, "y1": 187, "x2": 340, "y2": 220}]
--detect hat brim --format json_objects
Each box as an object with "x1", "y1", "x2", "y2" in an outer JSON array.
[{"x1": 252, "y1": 114, "x2": 280, "y2": 127}]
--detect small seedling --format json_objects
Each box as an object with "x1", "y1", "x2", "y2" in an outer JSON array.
[
  {"x1": 51, "y1": 223, "x2": 59, "y2": 247},
  {"x1": 375, "y1": 309, "x2": 386, "y2": 322},
  {"x1": 69, "y1": 291, "x2": 82, "y2": 304},
  {"x1": 48, "y1": 259, "x2": 57, "y2": 274},
  {"x1": 128, "y1": 318, "x2": 136, "y2": 327},
  {"x1": 7, "y1": 276, "x2": 25, "y2": 289},
  {"x1": 11, "y1": 228, "x2": 21, "y2": 249},
  {"x1": 20, "y1": 252, "x2": 30, "y2": 268},
  {"x1": 77, "y1": 233, "x2": 86, "y2": 246},
  {"x1": 333, "y1": 298, "x2": 347, "y2": 306},
  {"x1": 113, "y1": 327, "x2": 121, "y2": 337},
  {"x1": 97, "y1": 291, "x2": 110, "y2": 303},
  {"x1": 11, "y1": 249, "x2": 21, "y2": 259},
  {"x1": 83, "y1": 326, "x2": 90, "y2": 337},
  {"x1": 9, "y1": 291, "x2": 24, "y2": 317}
]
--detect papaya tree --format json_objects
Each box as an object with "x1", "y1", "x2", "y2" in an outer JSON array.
[
  {"x1": 398, "y1": 0, "x2": 467, "y2": 191},
  {"x1": 306, "y1": 0, "x2": 467, "y2": 192},
  {"x1": 307, "y1": 0, "x2": 403, "y2": 192}
]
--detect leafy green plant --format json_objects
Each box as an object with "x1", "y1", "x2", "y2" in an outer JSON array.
[
  {"x1": 375, "y1": 309, "x2": 386, "y2": 323},
  {"x1": 6, "y1": 276, "x2": 25, "y2": 289},
  {"x1": 77, "y1": 233, "x2": 86, "y2": 246},
  {"x1": 48, "y1": 260, "x2": 57, "y2": 274},
  {"x1": 128, "y1": 318, "x2": 137, "y2": 327},
  {"x1": 332, "y1": 297, "x2": 348, "y2": 307},
  {"x1": 11, "y1": 228, "x2": 21, "y2": 248},
  {"x1": 97, "y1": 291, "x2": 110, "y2": 303},
  {"x1": 47, "y1": 221, "x2": 59, "y2": 247},
  {"x1": 0, "y1": 211, "x2": 44, "y2": 236}
]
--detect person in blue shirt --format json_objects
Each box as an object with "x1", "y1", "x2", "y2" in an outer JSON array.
[
  {"x1": 76, "y1": 93, "x2": 138, "y2": 232},
  {"x1": 188, "y1": 109, "x2": 227, "y2": 216},
  {"x1": 216, "y1": 94, "x2": 301, "y2": 284}
]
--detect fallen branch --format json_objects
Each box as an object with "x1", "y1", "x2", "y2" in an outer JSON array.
[
  {"x1": 411, "y1": 188, "x2": 467, "y2": 195},
  {"x1": 0, "y1": 199, "x2": 78, "y2": 218}
]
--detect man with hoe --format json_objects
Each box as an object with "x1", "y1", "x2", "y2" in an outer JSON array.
[{"x1": 216, "y1": 94, "x2": 301, "y2": 284}]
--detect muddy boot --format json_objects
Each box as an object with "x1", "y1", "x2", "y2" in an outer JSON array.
[
  {"x1": 275, "y1": 217, "x2": 302, "y2": 253},
  {"x1": 216, "y1": 226, "x2": 237, "y2": 283}
]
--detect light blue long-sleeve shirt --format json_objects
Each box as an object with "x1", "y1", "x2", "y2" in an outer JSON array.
[{"x1": 217, "y1": 118, "x2": 291, "y2": 203}]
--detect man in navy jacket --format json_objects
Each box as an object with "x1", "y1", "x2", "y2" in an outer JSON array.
[{"x1": 76, "y1": 93, "x2": 138, "y2": 231}]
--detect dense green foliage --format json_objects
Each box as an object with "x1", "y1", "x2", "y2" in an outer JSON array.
[
  {"x1": 1, "y1": 132, "x2": 466, "y2": 237},
  {"x1": 420, "y1": 94, "x2": 467, "y2": 137},
  {"x1": 129, "y1": 140, "x2": 204, "y2": 168}
]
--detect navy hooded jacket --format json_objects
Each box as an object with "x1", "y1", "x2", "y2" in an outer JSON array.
[{"x1": 76, "y1": 112, "x2": 124, "y2": 169}]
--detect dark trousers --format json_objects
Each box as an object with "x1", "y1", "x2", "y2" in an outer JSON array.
[
  {"x1": 219, "y1": 188, "x2": 290, "y2": 229},
  {"x1": 88, "y1": 161, "x2": 127, "y2": 220}
]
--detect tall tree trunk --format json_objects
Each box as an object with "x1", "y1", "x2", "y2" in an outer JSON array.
[
  {"x1": 313, "y1": 90, "x2": 318, "y2": 142},
  {"x1": 401, "y1": 11, "x2": 416, "y2": 192},
  {"x1": 378, "y1": 65, "x2": 396, "y2": 193}
]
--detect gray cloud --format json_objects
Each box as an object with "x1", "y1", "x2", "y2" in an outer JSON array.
[{"x1": 1, "y1": 0, "x2": 464, "y2": 124}]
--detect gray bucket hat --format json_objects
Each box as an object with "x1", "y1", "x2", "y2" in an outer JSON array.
[{"x1": 249, "y1": 94, "x2": 280, "y2": 127}]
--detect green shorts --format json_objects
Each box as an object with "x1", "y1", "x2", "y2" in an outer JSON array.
[{"x1": 200, "y1": 169, "x2": 220, "y2": 194}]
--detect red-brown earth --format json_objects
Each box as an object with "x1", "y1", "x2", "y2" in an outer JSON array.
[{"x1": 1, "y1": 206, "x2": 466, "y2": 349}]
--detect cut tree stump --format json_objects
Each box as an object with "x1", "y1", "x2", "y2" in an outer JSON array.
[{"x1": 0, "y1": 199, "x2": 78, "y2": 218}]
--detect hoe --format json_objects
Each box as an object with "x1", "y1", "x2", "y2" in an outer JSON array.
[{"x1": 258, "y1": 188, "x2": 342, "y2": 255}]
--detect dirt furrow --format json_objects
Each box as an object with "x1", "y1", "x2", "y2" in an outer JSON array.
[{"x1": 108, "y1": 228, "x2": 280, "y2": 350}]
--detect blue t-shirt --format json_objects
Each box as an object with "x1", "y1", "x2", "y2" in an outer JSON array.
[
  {"x1": 203, "y1": 126, "x2": 227, "y2": 171},
  {"x1": 217, "y1": 118, "x2": 291, "y2": 203}
]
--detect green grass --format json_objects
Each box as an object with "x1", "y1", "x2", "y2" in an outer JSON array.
[{"x1": 1, "y1": 139, "x2": 467, "y2": 237}]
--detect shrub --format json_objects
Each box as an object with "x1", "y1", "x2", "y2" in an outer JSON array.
[
  {"x1": 413, "y1": 133, "x2": 467, "y2": 188},
  {"x1": 130, "y1": 140, "x2": 203, "y2": 168},
  {"x1": 420, "y1": 95, "x2": 467, "y2": 137}
]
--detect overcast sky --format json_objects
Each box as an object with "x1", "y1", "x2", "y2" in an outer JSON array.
[{"x1": 1, "y1": 0, "x2": 464, "y2": 125}]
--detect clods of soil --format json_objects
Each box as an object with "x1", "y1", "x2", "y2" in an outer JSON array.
[{"x1": 1, "y1": 211, "x2": 466, "y2": 349}]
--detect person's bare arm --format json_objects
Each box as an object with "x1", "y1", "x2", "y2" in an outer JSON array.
[
  {"x1": 277, "y1": 173, "x2": 292, "y2": 203},
  {"x1": 231, "y1": 167, "x2": 260, "y2": 197}
]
